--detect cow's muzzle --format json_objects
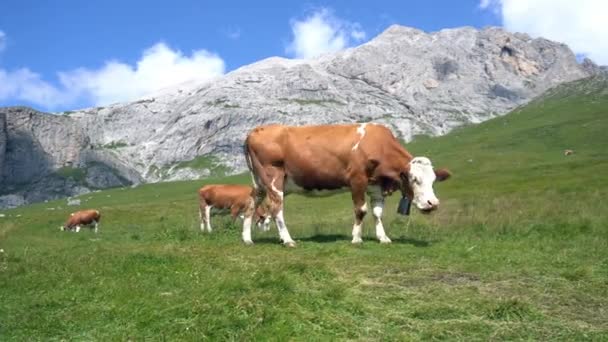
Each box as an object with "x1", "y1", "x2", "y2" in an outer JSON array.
[{"x1": 419, "y1": 200, "x2": 439, "y2": 214}]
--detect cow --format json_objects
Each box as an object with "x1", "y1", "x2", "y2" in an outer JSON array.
[
  {"x1": 198, "y1": 184, "x2": 271, "y2": 232},
  {"x1": 60, "y1": 209, "x2": 101, "y2": 233},
  {"x1": 243, "y1": 123, "x2": 451, "y2": 247}
]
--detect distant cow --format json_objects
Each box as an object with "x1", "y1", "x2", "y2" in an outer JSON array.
[
  {"x1": 61, "y1": 209, "x2": 101, "y2": 233},
  {"x1": 198, "y1": 184, "x2": 270, "y2": 232},
  {"x1": 244, "y1": 123, "x2": 450, "y2": 247}
]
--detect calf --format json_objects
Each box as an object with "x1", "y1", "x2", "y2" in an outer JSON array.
[
  {"x1": 198, "y1": 184, "x2": 270, "y2": 232},
  {"x1": 60, "y1": 209, "x2": 101, "y2": 233}
]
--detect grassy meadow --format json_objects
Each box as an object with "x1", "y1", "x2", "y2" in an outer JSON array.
[{"x1": 1, "y1": 77, "x2": 607, "y2": 340}]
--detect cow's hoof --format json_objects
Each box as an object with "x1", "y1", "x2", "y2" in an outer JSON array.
[
  {"x1": 243, "y1": 240, "x2": 254, "y2": 246},
  {"x1": 351, "y1": 237, "x2": 363, "y2": 244},
  {"x1": 379, "y1": 237, "x2": 392, "y2": 244},
  {"x1": 284, "y1": 241, "x2": 296, "y2": 248}
]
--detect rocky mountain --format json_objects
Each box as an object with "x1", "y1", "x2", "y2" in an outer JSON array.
[{"x1": 0, "y1": 25, "x2": 602, "y2": 208}]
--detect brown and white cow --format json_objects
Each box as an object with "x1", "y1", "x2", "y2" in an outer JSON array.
[
  {"x1": 198, "y1": 184, "x2": 271, "y2": 232},
  {"x1": 60, "y1": 209, "x2": 101, "y2": 233},
  {"x1": 243, "y1": 123, "x2": 450, "y2": 247}
]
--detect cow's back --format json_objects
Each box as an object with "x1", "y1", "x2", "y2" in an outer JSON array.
[
  {"x1": 199, "y1": 184, "x2": 253, "y2": 209},
  {"x1": 246, "y1": 123, "x2": 403, "y2": 190},
  {"x1": 65, "y1": 209, "x2": 100, "y2": 227}
]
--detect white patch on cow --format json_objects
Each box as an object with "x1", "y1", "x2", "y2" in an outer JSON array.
[
  {"x1": 275, "y1": 210, "x2": 295, "y2": 246},
  {"x1": 372, "y1": 200, "x2": 391, "y2": 243},
  {"x1": 408, "y1": 157, "x2": 440, "y2": 211},
  {"x1": 242, "y1": 216, "x2": 253, "y2": 245},
  {"x1": 204, "y1": 205, "x2": 212, "y2": 232},
  {"x1": 263, "y1": 216, "x2": 271, "y2": 231},
  {"x1": 270, "y1": 177, "x2": 284, "y2": 200},
  {"x1": 352, "y1": 123, "x2": 367, "y2": 150}
]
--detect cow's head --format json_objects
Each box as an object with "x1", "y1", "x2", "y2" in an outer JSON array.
[{"x1": 401, "y1": 157, "x2": 450, "y2": 213}]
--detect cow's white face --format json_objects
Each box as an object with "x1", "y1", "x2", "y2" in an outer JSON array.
[{"x1": 407, "y1": 157, "x2": 446, "y2": 212}]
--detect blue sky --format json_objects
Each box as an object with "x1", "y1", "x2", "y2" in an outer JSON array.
[{"x1": 0, "y1": 0, "x2": 605, "y2": 111}]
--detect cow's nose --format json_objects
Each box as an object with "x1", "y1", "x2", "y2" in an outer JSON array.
[{"x1": 427, "y1": 199, "x2": 439, "y2": 207}]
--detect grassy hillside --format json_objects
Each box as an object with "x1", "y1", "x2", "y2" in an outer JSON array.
[{"x1": 1, "y1": 76, "x2": 607, "y2": 340}]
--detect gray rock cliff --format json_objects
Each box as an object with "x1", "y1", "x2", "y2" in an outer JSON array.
[{"x1": 0, "y1": 25, "x2": 601, "y2": 208}]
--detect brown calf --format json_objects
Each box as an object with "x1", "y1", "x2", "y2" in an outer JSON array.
[
  {"x1": 198, "y1": 184, "x2": 270, "y2": 233},
  {"x1": 61, "y1": 209, "x2": 101, "y2": 233}
]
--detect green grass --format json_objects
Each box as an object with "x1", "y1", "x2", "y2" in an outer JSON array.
[
  {"x1": 279, "y1": 97, "x2": 345, "y2": 107},
  {"x1": 1, "y1": 77, "x2": 607, "y2": 340},
  {"x1": 54, "y1": 163, "x2": 128, "y2": 189},
  {"x1": 101, "y1": 140, "x2": 129, "y2": 149},
  {"x1": 175, "y1": 155, "x2": 231, "y2": 177},
  {"x1": 55, "y1": 166, "x2": 87, "y2": 182}
]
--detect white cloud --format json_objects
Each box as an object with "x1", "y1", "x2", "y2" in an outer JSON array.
[
  {"x1": 351, "y1": 30, "x2": 366, "y2": 41},
  {"x1": 480, "y1": 0, "x2": 608, "y2": 65},
  {"x1": 60, "y1": 42, "x2": 225, "y2": 106},
  {"x1": 0, "y1": 68, "x2": 72, "y2": 108},
  {"x1": 286, "y1": 8, "x2": 366, "y2": 59},
  {"x1": 222, "y1": 26, "x2": 241, "y2": 40},
  {"x1": 0, "y1": 41, "x2": 225, "y2": 109},
  {"x1": 0, "y1": 31, "x2": 6, "y2": 52},
  {"x1": 479, "y1": 0, "x2": 493, "y2": 9}
]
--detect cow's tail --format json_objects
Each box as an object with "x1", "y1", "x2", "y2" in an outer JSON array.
[
  {"x1": 243, "y1": 138, "x2": 268, "y2": 208},
  {"x1": 243, "y1": 141, "x2": 256, "y2": 185}
]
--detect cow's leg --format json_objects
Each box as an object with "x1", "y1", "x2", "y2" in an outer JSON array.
[
  {"x1": 351, "y1": 177, "x2": 368, "y2": 244},
  {"x1": 230, "y1": 205, "x2": 241, "y2": 221},
  {"x1": 242, "y1": 178, "x2": 265, "y2": 245},
  {"x1": 204, "y1": 205, "x2": 212, "y2": 232},
  {"x1": 93, "y1": 220, "x2": 99, "y2": 234},
  {"x1": 242, "y1": 197, "x2": 255, "y2": 245},
  {"x1": 372, "y1": 198, "x2": 391, "y2": 243},
  {"x1": 198, "y1": 204, "x2": 206, "y2": 232},
  {"x1": 267, "y1": 171, "x2": 295, "y2": 247},
  {"x1": 368, "y1": 187, "x2": 390, "y2": 243},
  {"x1": 244, "y1": 146, "x2": 294, "y2": 246},
  {"x1": 75, "y1": 225, "x2": 81, "y2": 233},
  {"x1": 261, "y1": 214, "x2": 271, "y2": 232},
  {"x1": 254, "y1": 199, "x2": 271, "y2": 231}
]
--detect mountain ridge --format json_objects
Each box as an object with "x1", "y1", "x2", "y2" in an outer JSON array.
[{"x1": 0, "y1": 25, "x2": 602, "y2": 208}]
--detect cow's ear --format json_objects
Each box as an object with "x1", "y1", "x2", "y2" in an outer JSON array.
[{"x1": 435, "y1": 168, "x2": 451, "y2": 181}]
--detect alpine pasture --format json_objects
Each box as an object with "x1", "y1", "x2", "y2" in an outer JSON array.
[{"x1": 1, "y1": 77, "x2": 607, "y2": 340}]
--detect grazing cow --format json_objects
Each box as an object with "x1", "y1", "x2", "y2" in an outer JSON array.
[
  {"x1": 60, "y1": 209, "x2": 101, "y2": 233},
  {"x1": 198, "y1": 184, "x2": 270, "y2": 232},
  {"x1": 243, "y1": 123, "x2": 451, "y2": 247}
]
